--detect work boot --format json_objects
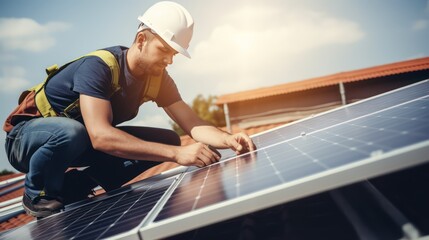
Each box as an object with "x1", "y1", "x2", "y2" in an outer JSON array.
[
  {"x1": 61, "y1": 169, "x2": 99, "y2": 205},
  {"x1": 22, "y1": 193, "x2": 64, "y2": 218}
]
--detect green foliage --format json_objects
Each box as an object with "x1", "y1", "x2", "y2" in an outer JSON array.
[
  {"x1": 171, "y1": 120, "x2": 186, "y2": 136},
  {"x1": 171, "y1": 95, "x2": 226, "y2": 136},
  {"x1": 192, "y1": 95, "x2": 226, "y2": 127},
  {"x1": 0, "y1": 169, "x2": 15, "y2": 176}
]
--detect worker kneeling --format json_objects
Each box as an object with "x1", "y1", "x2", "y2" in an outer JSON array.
[{"x1": 3, "y1": 1, "x2": 255, "y2": 218}]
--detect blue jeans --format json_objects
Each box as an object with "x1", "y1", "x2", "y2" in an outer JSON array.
[{"x1": 5, "y1": 117, "x2": 180, "y2": 200}]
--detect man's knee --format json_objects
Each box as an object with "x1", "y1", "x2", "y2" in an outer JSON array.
[
  {"x1": 55, "y1": 119, "x2": 89, "y2": 146},
  {"x1": 34, "y1": 118, "x2": 91, "y2": 156}
]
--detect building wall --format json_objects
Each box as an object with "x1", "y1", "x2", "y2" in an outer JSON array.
[{"x1": 228, "y1": 85, "x2": 341, "y2": 121}]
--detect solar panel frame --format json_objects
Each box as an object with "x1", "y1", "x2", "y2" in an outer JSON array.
[{"x1": 139, "y1": 80, "x2": 429, "y2": 240}]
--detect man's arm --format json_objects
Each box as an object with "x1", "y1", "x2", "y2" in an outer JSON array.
[
  {"x1": 80, "y1": 94, "x2": 219, "y2": 167},
  {"x1": 164, "y1": 100, "x2": 256, "y2": 155}
]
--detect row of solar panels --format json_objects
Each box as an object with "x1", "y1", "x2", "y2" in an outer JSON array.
[{"x1": 1, "y1": 80, "x2": 429, "y2": 239}]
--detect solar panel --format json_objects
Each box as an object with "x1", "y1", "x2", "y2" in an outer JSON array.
[
  {"x1": 141, "y1": 80, "x2": 429, "y2": 239},
  {"x1": 2, "y1": 80, "x2": 429, "y2": 240},
  {"x1": 0, "y1": 174, "x2": 180, "y2": 240}
]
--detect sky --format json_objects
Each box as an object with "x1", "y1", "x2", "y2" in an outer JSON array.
[{"x1": 0, "y1": 0, "x2": 428, "y2": 171}]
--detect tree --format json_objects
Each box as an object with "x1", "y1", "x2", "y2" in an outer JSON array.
[
  {"x1": 171, "y1": 95, "x2": 226, "y2": 136},
  {"x1": 0, "y1": 169, "x2": 14, "y2": 176}
]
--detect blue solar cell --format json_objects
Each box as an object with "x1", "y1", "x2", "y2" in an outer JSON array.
[{"x1": 0, "y1": 176, "x2": 176, "y2": 240}]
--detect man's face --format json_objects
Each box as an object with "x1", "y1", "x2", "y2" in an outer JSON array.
[{"x1": 139, "y1": 33, "x2": 178, "y2": 76}]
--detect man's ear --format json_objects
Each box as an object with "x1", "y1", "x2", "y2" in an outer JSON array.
[{"x1": 136, "y1": 32, "x2": 147, "y2": 50}]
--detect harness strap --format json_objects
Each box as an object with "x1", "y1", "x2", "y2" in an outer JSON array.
[
  {"x1": 141, "y1": 72, "x2": 163, "y2": 104},
  {"x1": 84, "y1": 50, "x2": 120, "y2": 93},
  {"x1": 35, "y1": 50, "x2": 121, "y2": 118},
  {"x1": 33, "y1": 82, "x2": 57, "y2": 117},
  {"x1": 27, "y1": 49, "x2": 163, "y2": 120}
]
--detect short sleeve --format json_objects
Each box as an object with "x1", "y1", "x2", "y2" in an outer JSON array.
[{"x1": 72, "y1": 57, "x2": 113, "y2": 100}]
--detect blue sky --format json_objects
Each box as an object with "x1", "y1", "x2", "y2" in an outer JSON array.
[{"x1": 1, "y1": 0, "x2": 428, "y2": 171}]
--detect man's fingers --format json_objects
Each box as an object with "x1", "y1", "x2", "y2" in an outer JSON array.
[
  {"x1": 204, "y1": 145, "x2": 220, "y2": 163},
  {"x1": 196, "y1": 159, "x2": 206, "y2": 168},
  {"x1": 196, "y1": 155, "x2": 214, "y2": 168},
  {"x1": 242, "y1": 134, "x2": 256, "y2": 152},
  {"x1": 236, "y1": 142, "x2": 243, "y2": 152},
  {"x1": 208, "y1": 145, "x2": 222, "y2": 158},
  {"x1": 195, "y1": 144, "x2": 220, "y2": 168},
  {"x1": 231, "y1": 133, "x2": 256, "y2": 154},
  {"x1": 229, "y1": 136, "x2": 242, "y2": 153}
]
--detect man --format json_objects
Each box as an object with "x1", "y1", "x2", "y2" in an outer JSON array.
[{"x1": 4, "y1": 1, "x2": 255, "y2": 218}]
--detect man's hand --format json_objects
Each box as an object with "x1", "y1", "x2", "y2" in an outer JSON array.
[
  {"x1": 174, "y1": 143, "x2": 221, "y2": 168},
  {"x1": 224, "y1": 132, "x2": 256, "y2": 155}
]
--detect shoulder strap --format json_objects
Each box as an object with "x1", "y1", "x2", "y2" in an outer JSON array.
[
  {"x1": 141, "y1": 71, "x2": 163, "y2": 104},
  {"x1": 33, "y1": 50, "x2": 121, "y2": 118},
  {"x1": 84, "y1": 50, "x2": 121, "y2": 93}
]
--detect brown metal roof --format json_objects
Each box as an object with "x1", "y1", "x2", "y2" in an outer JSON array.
[{"x1": 216, "y1": 56, "x2": 429, "y2": 105}]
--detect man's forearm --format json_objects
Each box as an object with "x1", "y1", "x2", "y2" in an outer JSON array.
[
  {"x1": 93, "y1": 126, "x2": 222, "y2": 167},
  {"x1": 91, "y1": 126, "x2": 178, "y2": 162},
  {"x1": 190, "y1": 125, "x2": 231, "y2": 148}
]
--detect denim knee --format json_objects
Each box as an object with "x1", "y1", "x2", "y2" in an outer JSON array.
[
  {"x1": 51, "y1": 118, "x2": 90, "y2": 152},
  {"x1": 21, "y1": 117, "x2": 90, "y2": 159}
]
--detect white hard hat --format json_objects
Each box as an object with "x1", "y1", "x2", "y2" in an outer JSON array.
[{"x1": 137, "y1": 1, "x2": 194, "y2": 58}]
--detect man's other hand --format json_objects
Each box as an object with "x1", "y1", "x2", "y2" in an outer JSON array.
[
  {"x1": 224, "y1": 132, "x2": 256, "y2": 155},
  {"x1": 174, "y1": 143, "x2": 221, "y2": 168}
]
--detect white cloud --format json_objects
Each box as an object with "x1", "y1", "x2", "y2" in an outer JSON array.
[
  {"x1": 0, "y1": 66, "x2": 30, "y2": 92},
  {"x1": 175, "y1": 6, "x2": 364, "y2": 94},
  {"x1": 412, "y1": 19, "x2": 428, "y2": 30},
  {"x1": 0, "y1": 18, "x2": 70, "y2": 52}
]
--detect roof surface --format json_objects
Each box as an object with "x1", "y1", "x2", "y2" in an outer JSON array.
[{"x1": 216, "y1": 56, "x2": 429, "y2": 104}]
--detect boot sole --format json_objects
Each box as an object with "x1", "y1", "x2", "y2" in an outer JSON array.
[{"x1": 22, "y1": 203, "x2": 63, "y2": 218}]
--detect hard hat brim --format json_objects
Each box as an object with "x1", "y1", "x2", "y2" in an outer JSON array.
[{"x1": 165, "y1": 39, "x2": 191, "y2": 58}]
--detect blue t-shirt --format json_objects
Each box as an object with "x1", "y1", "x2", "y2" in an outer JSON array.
[{"x1": 45, "y1": 46, "x2": 181, "y2": 125}]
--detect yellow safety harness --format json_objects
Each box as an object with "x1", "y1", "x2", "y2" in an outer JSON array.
[{"x1": 23, "y1": 49, "x2": 162, "y2": 119}]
